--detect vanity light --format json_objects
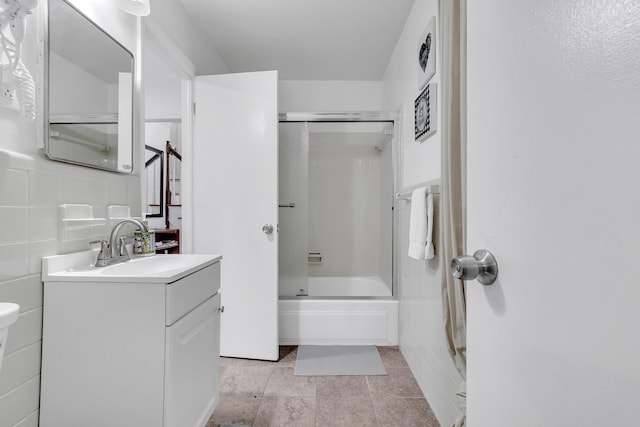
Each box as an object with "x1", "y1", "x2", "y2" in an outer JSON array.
[{"x1": 116, "y1": 0, "x2": 150, "y2": 16}]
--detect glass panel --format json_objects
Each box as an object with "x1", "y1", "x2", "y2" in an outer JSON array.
[
  {"x1": 307, "y1": 122, "x2": 393, "y2": 297},
  {"x1": 278, "y1": 123, "x2": 309, "y2": 297}
]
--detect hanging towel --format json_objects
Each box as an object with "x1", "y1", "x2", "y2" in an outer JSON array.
[
  {"x1": 425, "y1": 192, "x2": 435, "y2": 259},
  {"x1": 408, "y1": 187, "x2": 427, "y2": 260}
]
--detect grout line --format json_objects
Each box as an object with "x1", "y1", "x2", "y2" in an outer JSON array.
[{"x1": 365, "y1": 374, "x2": 381, "y2": 427}]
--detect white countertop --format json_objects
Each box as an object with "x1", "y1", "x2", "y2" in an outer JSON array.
[{"x1": 42, "y1": 249, "x2": 222, "y2": 283}]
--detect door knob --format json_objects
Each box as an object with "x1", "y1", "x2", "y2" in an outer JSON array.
[
  {"x1": 262, "y1": 224, "x2": 274, "y2": 234},
  {"x1": 450, "y1": 249, "x2": 498, "y2": 285}
]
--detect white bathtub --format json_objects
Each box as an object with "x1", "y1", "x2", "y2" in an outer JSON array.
[
  {"x1": 279, "y1": 276, "x2": 398, "y2": 345},
  {"x1": 308, "y1": 276, "x2": 392, "y2": 297}
]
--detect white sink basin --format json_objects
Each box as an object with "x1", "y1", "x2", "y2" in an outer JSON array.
[
  {"x1": 42, "y1": 250, "x2": 222, "y2": 283},
  {"x1": 0, "y1": 303, "x2": 19, "y2": 330}
]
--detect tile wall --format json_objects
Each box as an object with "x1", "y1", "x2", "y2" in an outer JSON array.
[
  {"x1": 396, "y1": 188, "x2": 464, "y2": 427},
  {"x1": 0, "y1": 149, "x2": 141, "y2": 426}
]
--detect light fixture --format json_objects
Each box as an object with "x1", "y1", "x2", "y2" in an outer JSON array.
[{"x1": 116, "y1": 0, "x2": 150, "y2": 17}]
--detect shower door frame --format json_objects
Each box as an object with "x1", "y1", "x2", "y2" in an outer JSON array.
[{"x1": 279, "y1": 111, "x2": 401, "y2": 299}]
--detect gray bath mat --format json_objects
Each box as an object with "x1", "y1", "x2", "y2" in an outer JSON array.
[{"x1": 294, "y1": 345, "x2": 387, "y2": 376}]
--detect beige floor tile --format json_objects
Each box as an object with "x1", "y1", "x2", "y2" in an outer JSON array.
[
  {"x1": 254, "y1": 396, "x2": 316, "y2": 427},
  {"x1": 219, "y1": 365, "x2": 274, "y2": 395},
  {"x1": 377, "y1": 346, "x2": 410, "y2": 368},
  {"x1": 366, "y1": 367, "x2": 424, "y2": 398},
  {"x1": 316, "y1": 375, "x2": 370, "y2": 398},
  {"x1": 220, "y1": 356, "x2": 277, "y2": 368},
  {"x1": 372, "y1": 397, "x2": 440, "y2": 427},
  {"x1": 316, "y1": 395, "x2": 378, "y2": 427},
  {"x1": 264, "y1": 366, "x2": 316, "y2": 397},
  {"x1": 209, "y1": 393, "x2": 261, "y2": 426}
]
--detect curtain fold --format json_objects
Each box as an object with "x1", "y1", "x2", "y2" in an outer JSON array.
[{"x1": 439, "y1": 0, "x2": 467, "y2": 426}]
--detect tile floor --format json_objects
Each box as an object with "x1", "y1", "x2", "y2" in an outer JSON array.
[{"x1": 207, "y1": 346, "x2": 440, "y2": 427}]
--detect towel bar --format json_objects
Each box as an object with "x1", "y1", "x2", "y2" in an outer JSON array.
[{"x1": 396, "y1": 184, "x2": 440, "y2": 201}]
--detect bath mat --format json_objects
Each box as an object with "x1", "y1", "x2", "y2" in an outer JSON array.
[{"x1": 294, "y1": 345, "x2": 387, "y2": 376}]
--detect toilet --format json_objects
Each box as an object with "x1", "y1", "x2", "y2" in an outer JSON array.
[{"x1": 0, "y1": 303, "x2": 20, "y2": 374}]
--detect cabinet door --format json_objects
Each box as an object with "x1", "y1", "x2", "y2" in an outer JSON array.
[{"x1": 165, "y1": 293, "x2": 221, "y2": 427}]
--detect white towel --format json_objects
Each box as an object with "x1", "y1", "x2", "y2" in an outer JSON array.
[
  {"x1": 425, "y1": 192, "x2": 435, "y2": 259},
  {"x1": 408, "y1": 187, "x2": 427, "y2": 260}
]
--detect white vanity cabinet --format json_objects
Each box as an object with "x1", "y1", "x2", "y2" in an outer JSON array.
[{"x1": 40, "y1": 253, "x2": 222, "y2": 427}]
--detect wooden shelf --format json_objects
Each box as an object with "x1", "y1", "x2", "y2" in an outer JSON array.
[{"x1": 154, "y1": 228, "x2": 180, "y2": 254}]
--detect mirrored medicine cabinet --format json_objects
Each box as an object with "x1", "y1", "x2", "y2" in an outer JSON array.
[{"x1": 44, "y1": 0, "x2": 135, "y2": 173}]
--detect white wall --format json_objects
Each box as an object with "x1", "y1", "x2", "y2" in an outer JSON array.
[
  {"x1": 0, "y1": 4, "x2": 141, "y2": 426},
  {"x1": 382, "y1": 1, "x2": 441, "y2": 189},
  {"x1": 279, "y1": 80, "x2": 383, "y2": 112},
  {"x1": 381, "y1": 1, "x2": 464, "y2": 426},
  {"x1": 145, "y1": 81, "x2": 181, "y2": 119},
  {"x1": 147, "y1": 2, "x2": 229, "y2": 75}
]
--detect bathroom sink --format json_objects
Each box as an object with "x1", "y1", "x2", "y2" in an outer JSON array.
[
  {"x1": 0, "y1": 303, "x2": 19, "y2": 330},
  {"x1": 42, "y1": 249, "x2": 222, "y2": 283}
]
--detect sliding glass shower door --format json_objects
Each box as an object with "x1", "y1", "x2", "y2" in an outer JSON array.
[{"x1": 278, "y1": 123, "x2": 309, "y2": 296}]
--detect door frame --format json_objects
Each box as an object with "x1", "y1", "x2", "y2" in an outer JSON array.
[
  {"x1": 142, "y1": 19, "x2": 195, "y2": 252},
  {"x1": 279, "y1": 111, "x2": 401, "y2": 297}
]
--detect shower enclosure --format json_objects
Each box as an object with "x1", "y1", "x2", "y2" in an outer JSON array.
[
  {"x1": 279, "y1": 120, "x2": 394, "y2": 298},
  {"x1": 278, "y1": 115, "x2": 398, "y2": 344}
]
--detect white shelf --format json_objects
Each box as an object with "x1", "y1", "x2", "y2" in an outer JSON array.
[{"x1": 61, "y1": 218, "x2": 107, "y2": 228}]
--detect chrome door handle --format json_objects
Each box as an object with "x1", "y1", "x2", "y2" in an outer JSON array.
[
  {"x1": 262, "y1": 224, "x2": 274, "y2": 234},
  {"x1": 450, "y1": 249, "x2": 498, "y2": 285}
]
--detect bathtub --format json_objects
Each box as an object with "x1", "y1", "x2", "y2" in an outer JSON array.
[
  {"x1": 279, "y1": 276, "x2": 398, "y2": 346},
  {"x1": 307, "y1": 276, "x2": 392, "y2": 297}
]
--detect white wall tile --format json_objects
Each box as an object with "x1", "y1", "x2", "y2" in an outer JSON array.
[
  {"x1": 0, "y1": 377, "x2": 40, "y2": 427},
  {"x1": 397, "y1": 195, "x2": 464, "y2": 427},
  {"x1": 0, "y1": 244, "x2": 28, "y2": 282},
  {"x1": 59, "y1": 175, "x2": 87, "y2": 204},
  {"x1": 28, "y1": 172, "x2": 59, "y2": 207},
  {"x1": 108, "y1": 181, "x2": 127, "y2": 205},
  {"x1": 86, "y1": 180, "x2": 108, "y2": 206},
  {"x1": 4, "y1": 308, "x2": 42, "y2": 355},
  {"x1": 28, "y1": 241, "x2": 57, "y2": 275},
  {"x1": 0, "y1": 169, "x2": 28, "y2": 206},
  {"x1": 15, "y1": 409, "x2": 40, "y2": 427},
  {"x1": 0, "y1": 208, "x2": 27, "y2": 244},
  {"x1": 0, "y1": 342, "x2": 41, "y2": 396},
  {"x1": 28, "y1": 207, "x2": 58, "y2": 242},
  {"x1": 14, "y1": 410, "x2": 39, "y2": 427},
  {"x1": 0, "y1": 276, "x2": 42, "y2": 313}
]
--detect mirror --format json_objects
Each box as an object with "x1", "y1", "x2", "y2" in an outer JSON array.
[
  {"x1": 45, "y1": 0, "x2": 134, "y2": 173},
  {"x1": 144, "y1": 145, "x2": 163, "y2": 217}
]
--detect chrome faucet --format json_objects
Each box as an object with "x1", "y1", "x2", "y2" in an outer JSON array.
[
  {"x1": 109, "y1": 219, "x2": 148, "y2": 258},
  {"x1": 90, "y1": 219, "x2": 148, "y2": 267}
]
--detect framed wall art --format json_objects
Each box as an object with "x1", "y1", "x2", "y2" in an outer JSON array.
[
  {"x1": 415, "y1": 83, "x2": 436, "y2": 142},
  {"x1": 417, "y1": 16, "x2": 436, "y2": 89}
]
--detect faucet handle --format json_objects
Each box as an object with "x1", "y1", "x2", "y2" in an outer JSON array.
[{"x1": 90, "y1": 240, "x2": 111, "y2": 264}]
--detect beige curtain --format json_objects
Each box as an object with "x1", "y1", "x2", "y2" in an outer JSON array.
[{"x1": 439, "y1": 0, "x2": 467, "y2": 426}]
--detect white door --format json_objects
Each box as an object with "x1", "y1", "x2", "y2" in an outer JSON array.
[
  {"x1": 192, "y1": 71, "x2": 279, "y2": 361},
  {"x1": 467, "y1": 2, "x2": 640, "y2": 426}
]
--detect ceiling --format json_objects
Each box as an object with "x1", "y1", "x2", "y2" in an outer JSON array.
[{"x1": 179, "y1": 0, "x2": 416, "y2": 80}]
